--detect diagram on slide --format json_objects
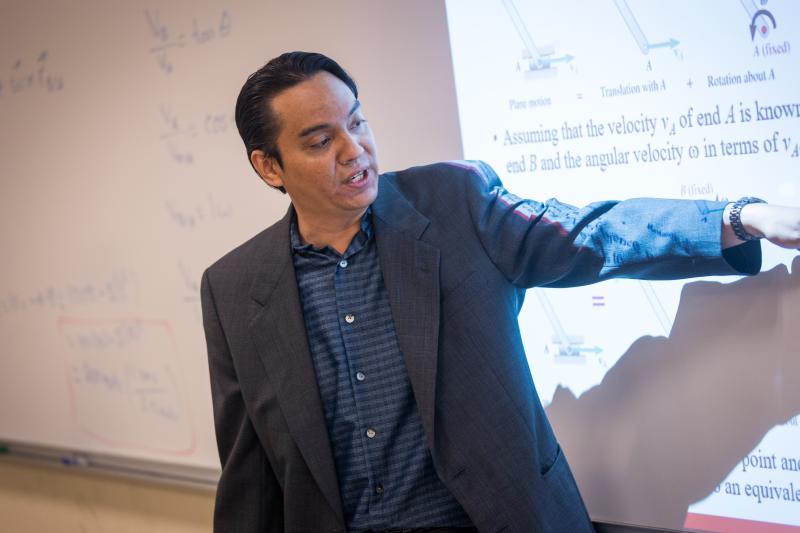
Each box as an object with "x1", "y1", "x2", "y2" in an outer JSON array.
[
  {"x1": 501, "y1": 0, "x2": 574, "y2": 78},
  {"x1": 612, "y1": 0, "x2": 680, "y2": 55},
  {"x1": 532, "y1": 281, "x2": 673, "y2": 367},
  {"x1": 741, "y1": 0, "x2": 777, "y2": 40},
  {"x1": 534, "y1": 288, "x2": 591, "y2": 360}
]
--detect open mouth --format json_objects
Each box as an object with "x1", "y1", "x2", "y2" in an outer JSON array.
[{"x1": 349, "y1": 169, "x2": 367, "y2": 183}]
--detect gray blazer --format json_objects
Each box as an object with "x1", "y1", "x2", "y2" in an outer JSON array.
[{"x1": 201, "y1": 161, "x2": 748, "y2": 532}]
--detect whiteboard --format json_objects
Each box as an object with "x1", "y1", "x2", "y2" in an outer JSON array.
[{"x1": 0, "y1": 0, "x2": 462, "y2": 481}]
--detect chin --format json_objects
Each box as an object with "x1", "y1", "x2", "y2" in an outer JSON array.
[
  {"x1": 358, "y1": 171, "x2": 379, "y2": 199},
  {"x1": 364, "y1": 176, "x2": 380, "y2": 203}
]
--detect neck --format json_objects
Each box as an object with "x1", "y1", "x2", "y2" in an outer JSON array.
[{"x1": 295, "y1": 209, "x2": 366, "y2": 255}]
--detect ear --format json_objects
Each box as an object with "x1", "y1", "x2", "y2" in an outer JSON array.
[{"x1": 250, "y1": 150, "x2": 285, "y2": 190}]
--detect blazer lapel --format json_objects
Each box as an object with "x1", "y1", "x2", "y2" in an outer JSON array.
[
  {"x1": 248, "y1": 209, "x2": 344, "y2": 523},
  {"x1": 372, "y1": 178, "x2": 442, "y2": 445}
]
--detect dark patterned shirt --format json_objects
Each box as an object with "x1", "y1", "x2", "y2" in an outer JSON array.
[{"x1": 290, "y1": 208, "x2": 472, "y2": 531}]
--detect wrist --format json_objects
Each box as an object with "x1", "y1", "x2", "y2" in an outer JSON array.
[
  {"x1": 726, "y1": 197, "x2": 767, "y2": 242},
  {"x1": 738, "y1": 202, "x2": 769, "y2": 239}
]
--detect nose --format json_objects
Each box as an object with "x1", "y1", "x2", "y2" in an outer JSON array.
[{"x1": 339, "y1": 131, "x2": 365, "y2": 166}]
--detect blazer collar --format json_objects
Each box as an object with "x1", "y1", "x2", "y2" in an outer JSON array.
[
  {"x1": 247, "y1": 206, "x2": 344, "y2": 523},
  {"x1": 371, "y1": 174, "x2": 430, "y2": 239},
  {"x1": 372, "y1": 176, "x2": 442, "y2": 447}
]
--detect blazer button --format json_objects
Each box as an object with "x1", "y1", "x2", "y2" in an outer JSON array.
[{"x1": 345, "y1": 313, "x2": 355, "y2": 324}]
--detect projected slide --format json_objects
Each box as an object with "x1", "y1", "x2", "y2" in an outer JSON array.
[{"x1": 445, "y1": 1, "x2": 799, "y2": 531}]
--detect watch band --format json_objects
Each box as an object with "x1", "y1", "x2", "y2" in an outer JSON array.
[{"x1": 729, "y1": 197, "x2": 766, "y2": 241}]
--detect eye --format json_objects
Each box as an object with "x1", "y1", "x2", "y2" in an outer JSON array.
[
  {"x1": 350, "y1": 118, "x2": 367, "y2": 131},
  {"x1": 310, "y1": 137, "x2": 331, "y2": 149}
]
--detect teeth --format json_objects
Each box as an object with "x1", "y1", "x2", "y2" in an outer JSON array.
[{"x1": 350, "y1": 170, "x2": 365, "y2": 182}]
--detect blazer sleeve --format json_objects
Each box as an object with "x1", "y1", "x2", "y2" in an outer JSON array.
[
  {"x1": 457, "y1": 160, "x2": 761, "y2": 288},
  {"x1": 201, "y1": 269, "x2": 284, "y2": 533}
]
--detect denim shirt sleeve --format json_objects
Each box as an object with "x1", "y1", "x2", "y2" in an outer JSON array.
[{"x1": 456, "y1": 160, "x2": 762, "y2": 288}]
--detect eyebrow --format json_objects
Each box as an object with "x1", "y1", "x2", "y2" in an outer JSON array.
[{"x1": 298, "y1": 100, "x2": 362, "y2": 138}]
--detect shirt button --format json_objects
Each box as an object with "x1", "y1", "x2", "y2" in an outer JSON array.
[
  {"x1": 366, "y1": 428, "x2": 376, "y2": 439},
  {"x1": 375, "y1": 484, "x2": 384, "y2": 495},
  {"x1": 355, "y1": 371, "x2": 366, "y2": 382},
  {"x1": 339, "y1": 259, "x2": 348, "y2": 268},
  {"x1": 345, "y1": 313, "x2": 355, "y2": 324}
]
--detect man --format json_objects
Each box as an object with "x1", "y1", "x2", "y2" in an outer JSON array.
[{"x1": 201, "y1": 52, "x2": 800, "y2": 532}]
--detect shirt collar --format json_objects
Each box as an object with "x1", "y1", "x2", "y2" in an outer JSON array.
[{"x1": 290, "y1": 206, "x2": 373, "y2": 258}]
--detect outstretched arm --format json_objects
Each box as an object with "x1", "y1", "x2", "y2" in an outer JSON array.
[{"x1": 455, "y1": 160, "x2": 761, "y2": 287}]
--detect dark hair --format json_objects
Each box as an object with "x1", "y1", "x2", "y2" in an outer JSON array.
[{"x1": 235, "y1": 51, "x2": 358, "y2": 193}]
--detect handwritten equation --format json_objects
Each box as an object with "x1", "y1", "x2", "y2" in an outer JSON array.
[
  {"x1": 159, "y1": 104, "x2": 236, "y2": 164},
  {"x1": 0, "y1": 51, "x2": 64, "y2": 98},
  {"x1": 177, "y1": 260, "x2": 200, "y2": 304},
  {"x1": 0, "y1": 271, "x2": 138, "y2": 318},
  {"x1": 177, "y1": 260, "x2": 203, "y2": 325},
  {"x1": 145, "y1": 9, "x2": 232, "y2": 74},
  {"x1": 61, "y1": 317, "x2": 195, "y2": 455},
  {"x1": 166, "y1": 194, "x2": 232, "y2": 229}
]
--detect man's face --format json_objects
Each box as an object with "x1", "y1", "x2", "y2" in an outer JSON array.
[{"x1": 255, "y1": 71, "x2": 379, "y2": 229}]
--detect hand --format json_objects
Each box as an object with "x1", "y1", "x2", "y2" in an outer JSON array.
[{"x1": 725, "y1": 202, "x2": 800, "y2": 249}]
